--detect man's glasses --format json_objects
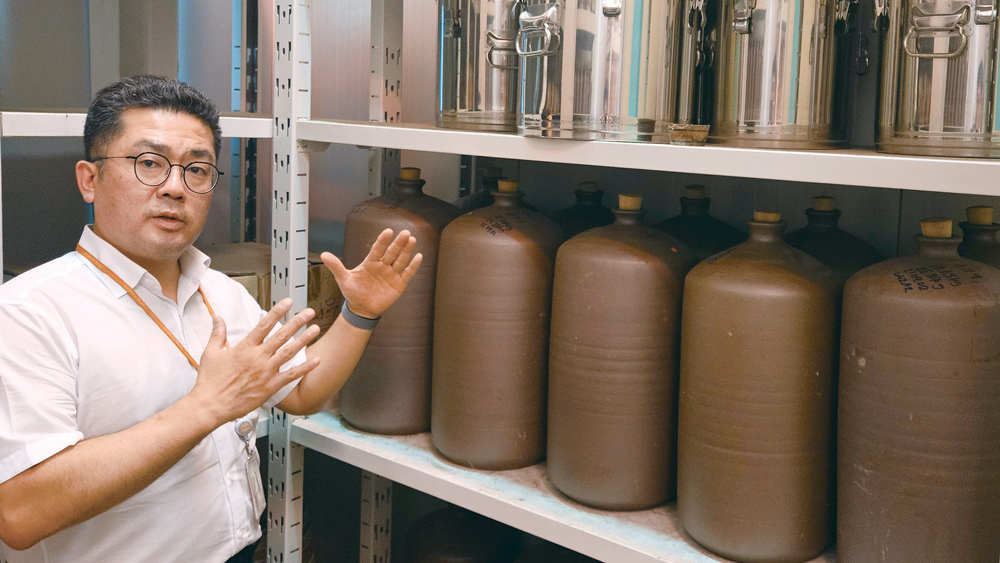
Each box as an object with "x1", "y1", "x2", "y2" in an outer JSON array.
[{"x1": 91, "y1": 151, "x2": 223, "y2": 194}]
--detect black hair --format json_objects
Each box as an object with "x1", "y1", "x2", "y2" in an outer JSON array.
[{"x1": 83, "y1": 75, "x2": 222, "y2": 162}]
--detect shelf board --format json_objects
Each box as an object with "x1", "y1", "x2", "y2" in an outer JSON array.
[
  {"x1": 292, "y1": 412, "x2": 836, "y2": 563},
  {"x1": 297, "y1": 119, "x2": 999, "y2": 196},
  {"x1": 0, "y1": 111, "x2": 273, "y2": 138}
]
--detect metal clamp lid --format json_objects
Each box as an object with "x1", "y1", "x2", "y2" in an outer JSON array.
[
  {"x1": 517, "y1": 4, "x2": 561, "y2": 57},
  {"x1": 903, "y1": 5, "x2": 971, "y2": 59},
  {"x1": 733, "y1": 0, "x2": 756, "y2": 34},
  {"x1": 602, "y1": 0, "x2": 623, "y2": 17},
  {"x1": 487, "y1": 32, "x2": 519, "y2": 70},
  {"x1": 976, "y1": 0, "x2": 998, "y2": 24}
]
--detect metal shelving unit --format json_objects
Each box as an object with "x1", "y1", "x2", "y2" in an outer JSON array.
[{"x1": 268, "y1": 2, "x2": 1000, "y2": 563}]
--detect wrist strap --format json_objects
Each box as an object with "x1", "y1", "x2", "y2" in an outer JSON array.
[{"x1": 341, "y1": 300, "x2": 380, "y2": 330}]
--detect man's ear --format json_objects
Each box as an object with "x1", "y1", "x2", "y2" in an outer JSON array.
[{"x1": 76, "y1": 160, "x2": 98, "y2": 203}]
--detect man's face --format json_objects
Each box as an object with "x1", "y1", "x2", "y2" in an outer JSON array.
[{"x1": 78, "y1": 108, "x2": 216, "y2": 270}]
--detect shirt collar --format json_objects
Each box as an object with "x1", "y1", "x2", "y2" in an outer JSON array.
[{"x1": 76, "y1": 226, "x2": 211, "y2": 299}]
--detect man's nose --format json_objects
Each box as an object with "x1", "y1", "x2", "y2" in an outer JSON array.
[{"x1": 156, "y1": 165, "x2": 187, "y2": 200}]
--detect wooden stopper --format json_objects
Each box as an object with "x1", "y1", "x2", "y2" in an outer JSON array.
[
  {"x1": 966, "y1": 206, "x2": 994, "y2": 226},
  {"x1": 685, "y1": 185, "x2": 707, "y2": 200},
  {"x1": 754, "y1": 211, "x2": 781, "y2": 223},
  {"x1": 812, "y1": 196, "x2": 835, "y2": 212},
  {"x1": 578, "y1": 181, "x2": 600, "y2": 192},
  {"x1": 920, "y1": 217, "x2": 953, "y2": 238},
  {"x1": 497, "y1": 180, "x2": 518, "y2": 193},
  {"x1": 400, "y1": 167, "x2": 421, "y2": 181},
  {"x1": 619, "y1": 194, "x2": 642, "y2": 211}
]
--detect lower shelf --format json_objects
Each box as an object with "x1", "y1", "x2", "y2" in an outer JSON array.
[{"x1": 291, "y1": 412, "x2": 836, "y2": 563}]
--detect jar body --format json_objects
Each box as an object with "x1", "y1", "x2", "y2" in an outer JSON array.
[
  {"x1": 432, "y1": 195, "x2": 563, "y2": 469},
  {"x1": 678, "y1": 224, "x2": 839, "y2": 562},
  {"x1": 548, "y1": 217, "x2": 691, "y2": 510},
  {"x1": 340, "y1": 186, "x2": 460, "y2": 434},
  {"x1": 838, "y1": 245, "x2": 1000, "y2": 563}
]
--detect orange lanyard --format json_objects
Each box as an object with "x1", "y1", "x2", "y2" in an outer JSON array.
[{"x1": 76, "y1": 244, "x2": 219, "y2": 371}]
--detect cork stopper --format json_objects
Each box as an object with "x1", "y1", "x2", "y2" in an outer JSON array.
[
  {"x1": 497, "y1": 180, "x2": 518, "y2": 193},
  {"x1": 920, "y1": 217, "x2": 953, "y2": 238},
  {"x1": 685, "y1": 185, "x2": 707, "y2": 200},
  {"x1": 966, "y1": 206, "x2": 994, "y2": 226},
  {"x1": 578, "y1": 181, "x2": 600, "y2": 192},
  {"x1": 811, "y1": 196, "x2": 836, "y2": 212},
  {"x1": 619, "y1": 194, "x2": 642, "y2": 211},
  {"x1": 399, "y1": 167, "x2": 421, "y2": 181},
  {"x1": 754, "y1": 211, "x2": 781, "y2": 223}
]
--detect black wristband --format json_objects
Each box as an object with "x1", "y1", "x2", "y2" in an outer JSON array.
[{"x1": 340, "y1": 300, "x2": 380, "y2": 330}]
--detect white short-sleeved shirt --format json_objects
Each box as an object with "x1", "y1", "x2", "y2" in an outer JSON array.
[{"x1": 0, "y1": 227, "x2": 302, "y2": 563}]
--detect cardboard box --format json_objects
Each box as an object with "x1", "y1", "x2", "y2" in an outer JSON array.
[{"x1": 201, "y1": 243, "x2": 343, "y2": 336}]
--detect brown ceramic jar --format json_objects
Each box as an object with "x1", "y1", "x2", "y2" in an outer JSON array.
[
  {"x1": 678, "y1": 211, "x2": 840, "y2": 563},
  {"x1": 548, "y1": 181, "x2": 615, "y2": 238},
  {"x1": 838, "y1": 218, "x2": 1000, "y2": 563},
  {"x1": 784, "y1": 196, "x2": 885, "y2": 284},
  {"x1": 656, "y1": 185, "x2": 746, "y2": 262},
  {"x1": 403, "y1": 506, "x2": 517, "y2": 563},
  {"x1": 432, "y1": 180, "x2": 564, "y2": 470},
  {"x1": 548, "y1": 194, "x2": 694, "y2": 510},
  {"x1": 339, "y1": 168, "x2": 461, "y2": 434},
  {"x1": 958, "y1": 205, "x2": 1000, "y2": 269}
]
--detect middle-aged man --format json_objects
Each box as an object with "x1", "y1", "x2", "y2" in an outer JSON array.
[{"x1": 0, "y1": 75, "x2": 421, "y2": 562}]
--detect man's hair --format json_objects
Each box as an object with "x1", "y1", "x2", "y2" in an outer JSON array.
[{"x1": 83, "y1": 75, "x2": 222, "y2": 162}]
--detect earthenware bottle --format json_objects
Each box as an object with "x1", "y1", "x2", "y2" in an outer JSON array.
[
  {"x1": 432, "y1": 180, "x2": 563, "y2": 469},
  {"x1": 784, "y1": 196, "x2": 885, "y2": 283},
  {"x1": 340, "y1": 168, "x2": 461, "y2": 434},
  {"x1": 548, "y1": 181, "x2": 615, "y2": 238},
  {"x1": 656, "y1": 185, "x2": 746, "y2": 261},
  {"x1": 548, "y1": 194, "x2": 694, "y2": 510},
  {"x1": 454, "y1": 166, "x2": 503, "y2": 213},
  {"x1": 958, "y1": 206, "x2": 1000, "y2": 269},
  {"x1": 838, "y1": 218, "x2": 1000, "y2": 563},
  {"x1": 404, "y1": 506, "x2": 517, "y2": 563},
  {"x1": 678, "y1": 211, "x2": 840, "y2": 563}
]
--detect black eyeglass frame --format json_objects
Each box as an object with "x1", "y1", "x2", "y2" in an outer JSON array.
[{"x1": 90, "y1": 151, "x2": 225, "y2": 194}]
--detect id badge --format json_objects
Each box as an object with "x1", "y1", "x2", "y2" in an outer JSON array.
[{"x1": 245, "y1": 446, "x2": 266, "y2": 516}]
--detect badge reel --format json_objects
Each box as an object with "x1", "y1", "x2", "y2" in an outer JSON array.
[{"x1": 236, "y1": 418, "x2": 266, "y2": 515}]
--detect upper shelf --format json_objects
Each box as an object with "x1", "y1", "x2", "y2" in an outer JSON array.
[
  {"x1": 0, "y1": 111, "x2": 273, "y2": 139},
  {"x1": 298, "y1": 119, "x2": 1000, "y2": 196},
  {"x1": 292, "y1": 412, "x2": 836, "y2": 563}
]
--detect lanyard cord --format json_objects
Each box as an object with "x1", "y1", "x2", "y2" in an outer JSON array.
[{"x1": 76, "y1": 243, "x2": 218, "y2": 371}]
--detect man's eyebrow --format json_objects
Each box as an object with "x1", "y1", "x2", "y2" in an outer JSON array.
[{"x1": 133, "y1": 140, "x2": 215, "y2": 162}]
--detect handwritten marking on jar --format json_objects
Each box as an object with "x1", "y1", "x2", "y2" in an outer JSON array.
[
  {"x1": 892, "y1": 264, "x2": 981, "y2": 293},
  {"x1": 479, "y1": 214, "x2": 518, "y2": 236}
]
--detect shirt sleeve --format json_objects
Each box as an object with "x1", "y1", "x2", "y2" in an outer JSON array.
[{"x1": 0, "y1": 301, "x2": 83, "y2": 484}]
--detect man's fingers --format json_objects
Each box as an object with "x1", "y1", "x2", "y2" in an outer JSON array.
[
  {"x1": 269, "y1": 323, "x2": 321, "y2": 369},
  {"x1": 207, "y1": 315, "x2": 229, "y2": 350},
  {"x1": 400, "y1": 253, "x2": 423, "y2": 284},
  {"x1": 321, "y1": 252, "x2": 349, "y2": 281},
  {"x1": 262, "y1": 308, "x2": 317, "y2": 355},
  {"x1": 378, "y1": 230, "x2": 411, "y2": 267},
  {"x1": 246, "y1": 298, "x2": 293, "y2": 344},
  {"x1": 392, "y1": 235, "x2": 417, "y2": 273},
  {"x1": 363, "y1": 229, "x2": 394, "y2": 265},
  {"x1": 273, "y1": 357, "x2": 321, "y2": 390}
]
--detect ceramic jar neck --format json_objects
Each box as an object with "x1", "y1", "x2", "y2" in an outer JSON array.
[
  {"x1": 959, "y1": 222, "x2": 1000, "y2": 245},
  {"x1": 748, "y1": 220, "x2": 787, "y2": 242},
  {"x1": 612, "y1": 208, "x2": 647, "y2": 226},
  {"x1": 914, "y1": 235, "x2": 961, "y2": 257},
  {"x1": 805, "y1": 208, "x2": 842, "y2": 229},
  {"x1": 574, "y1": 189, "x2": 605, "y2": 206},
  {"x1": 492, "y1": 190, "x2": 522, "y2": 207},
  {"x1": 395, "y1": 178, "x2": 426, "y2": 195},
  {"x1": 680, "y1": 197, "x2": 711, "y2": 217}
]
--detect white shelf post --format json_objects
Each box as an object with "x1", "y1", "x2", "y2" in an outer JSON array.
[
  {"x1": 368, "y1": 0, "x2": 403, "y2": 197},
  {"x1": 268, "y1": 0, "x2": 312, "y2": 562}
]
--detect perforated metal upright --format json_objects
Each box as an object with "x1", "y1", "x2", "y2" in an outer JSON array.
[{"x1": 268, "y1": 1, "x2": 311, "y2": 562}]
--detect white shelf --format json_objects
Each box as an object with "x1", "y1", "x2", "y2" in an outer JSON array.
[
  {"x1": 297, "y1": 119, "x2": 1000, "y2": 196},
  {"x1": 0, "y1": 111, "x2": 273, "y2": 138},
  {"x1": 292, "y1": 412, "x2": 836, "y2": 563}
]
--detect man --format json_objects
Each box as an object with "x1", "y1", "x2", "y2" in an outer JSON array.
[{"x1": 0, "y1": 75, "x2": 421, "y2": 562}]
